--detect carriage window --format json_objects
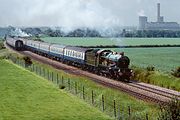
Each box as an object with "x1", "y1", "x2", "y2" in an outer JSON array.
[
  {"x1": 72, "y1": 51, "x2": 74, "y2": 56},
  {"x1": 68, "y1": 50, "x2": 70, "y2": 56}
]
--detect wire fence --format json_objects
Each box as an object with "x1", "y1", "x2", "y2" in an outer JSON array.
[{"x1": 7, "y1": 55, "x2": 151, "y2": 120}]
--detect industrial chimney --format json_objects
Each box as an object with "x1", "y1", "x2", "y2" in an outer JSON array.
[
  {"x1": 157, "y1": 3, "x2": 164, "y2": 22},
  {"x1": 157, "y1": 3, "x2": 160, "y2": 22}
]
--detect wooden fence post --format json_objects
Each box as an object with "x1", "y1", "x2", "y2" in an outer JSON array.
[
  {"x1": 68, "y1": 78, "x2": 70, "y2": 90},
  {"x1": 128, "y1": 106, "x2": 131, "y2": 118},
  {"x1": 83, "y1": 86, "x2": 85, "y2": 100},
  {"x1": 146, "y1": 113, "x2": 148, "y2": 120},
  {"x1": 75, "y1": 82, "x2": 77, "y2": 94},
  {"x1": 43, "y1": 68, "x2": 45, "y2": 78},
  {"x1": 102, "y1": 95, "x2": 105, "y2": 112},
  {"x1": 52, "y1": 72, "x2": 53, "y2": 82},
  {"x1": 114, "y1": 100, "x2": 116, "y2": 118},
  {"x1": 56, "y1": 73, "x2": 59, "y2": 85},
  {"x1": 92, "y1": 90, "x2": 94, "y2": 105},
  {"x1": 57, "y1": 74, "x2": 59, "y2": 85}
]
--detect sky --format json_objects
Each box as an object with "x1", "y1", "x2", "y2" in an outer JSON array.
[{"x1": 0, "y1": 0, "x2": 180, "y2": 29}]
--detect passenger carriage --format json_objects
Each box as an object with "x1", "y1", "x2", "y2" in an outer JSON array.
[
  {"x1": 26, "y1": 40, "x2": 40, "y2": 53},
  {"x1": 49, "y1": 44, "x2": 66, "y2": 60},
  {"x1": 63, "y1": 46, "x2": 90, "y2": 65}
]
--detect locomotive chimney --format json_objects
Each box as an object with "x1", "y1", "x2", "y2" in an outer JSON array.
[{"x1": 119, "y1": 52, "x2": 124, "y2": 56}]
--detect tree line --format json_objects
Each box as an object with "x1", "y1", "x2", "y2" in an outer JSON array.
[
  {"x1": 122, "y1": 30, "x2": 180, "y2": 38},
  {"x1": 20, "y1": 27, "x2": 180, "y2": 38},
  {"x1": 22, "y1": 28, "x2": 101, "y2": 37}
]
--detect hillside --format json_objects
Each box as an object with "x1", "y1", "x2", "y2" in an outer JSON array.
[{"x1": 0, "y1": 60, "x2": 112, "y2": 120}]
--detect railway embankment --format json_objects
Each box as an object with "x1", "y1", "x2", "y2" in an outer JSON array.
[
  {"x1": 3, "y1": 44, "x2": 161, "y2": 119},
  {"x1": 3, "y1": 42, "x2": 180, "y2": 119},
  {"x1": 0, "y1": 59, "x2": 112, "y2": 120}
]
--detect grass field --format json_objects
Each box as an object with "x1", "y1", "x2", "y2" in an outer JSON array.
[
  {"x1": 114, "y1": 47, "x2": 180, "y2": 72},
  {"x1": 0, "y1": 60, "x2": 112, "y2": 120},
  {"x1": 41, "y1": 37, "x2": 180, "y2": 46}
]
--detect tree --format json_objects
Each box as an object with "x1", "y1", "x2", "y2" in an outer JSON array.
[{"x1": 171, "y1": 67, "x2": 180, "y2": 78}]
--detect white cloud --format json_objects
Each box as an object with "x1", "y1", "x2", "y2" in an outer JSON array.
[{"x1": 0, "y1": 0, "x2": 179, "y2": 27}]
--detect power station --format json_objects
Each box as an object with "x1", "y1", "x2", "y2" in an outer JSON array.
[{"x1": 139, "y1": 3, "x2": 180, "y2": 30}]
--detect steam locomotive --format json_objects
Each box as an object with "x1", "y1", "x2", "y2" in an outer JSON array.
[{"x1": 5, "y1": 36, "x2": 133, "y2": 81}]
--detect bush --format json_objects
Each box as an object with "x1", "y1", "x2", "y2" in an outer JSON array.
[
  {"x1": 171, "y1": 67, "x2": 180, "y2": 78},
  {"x1": 158, "y1": 98, "x2": 180, "y2": 120},
  {"x1": 146, "y1": 66, "x2": 155, "y2": 71},
  {"x1": 131, "y1": 66, "x2": 153, "y2": 83},
  {"x1": 0, "y1": 42, "x2": 5, "y2": 50},
  {"x1": 23, "y1": 56, "x2": 32, "y2": 67}
]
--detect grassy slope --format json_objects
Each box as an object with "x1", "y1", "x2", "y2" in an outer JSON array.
[
  {"x1": 31, "y1": 59, "x2": 159, "y2": 119},
  {"x1": 0, "y1": 60, "x2": 112, "y2": 120},
  {"x1": 41, "y1": 37, "x2": 180, "y2": 46},
  {"x1": 3, "y1": 49, "x2": 159, "y2": 119}
]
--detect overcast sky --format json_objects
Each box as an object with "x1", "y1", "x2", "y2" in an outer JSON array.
[{"x1": 0, "y1": 0, "x2": 180, "y2": 29}]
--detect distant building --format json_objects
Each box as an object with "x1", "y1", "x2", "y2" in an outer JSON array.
[
  {"x1": 139, "y1": 3, "x2": 180, "y2": 30},
  {"x1": 145, "y1": 22, "x2": 179, "y2": 30},
  {"x1": 139, "y1": 16, "x2": 147, "y2": 30}
]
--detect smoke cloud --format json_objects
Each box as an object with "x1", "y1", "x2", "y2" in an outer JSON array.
[
  {"x1": 10, "y1": 28, "x2": 30, "y2": 37},
  {"x1": 138, "y1": 10, "x2": 146, "y2": 16}
]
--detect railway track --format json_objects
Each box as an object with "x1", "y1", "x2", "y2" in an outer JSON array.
[
  {"x1": 129, "y1": 81, "x2": 179, "y2": 100},
  {"x1": 5, "y1": 43, "x2": 180, "y2": 104}
]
